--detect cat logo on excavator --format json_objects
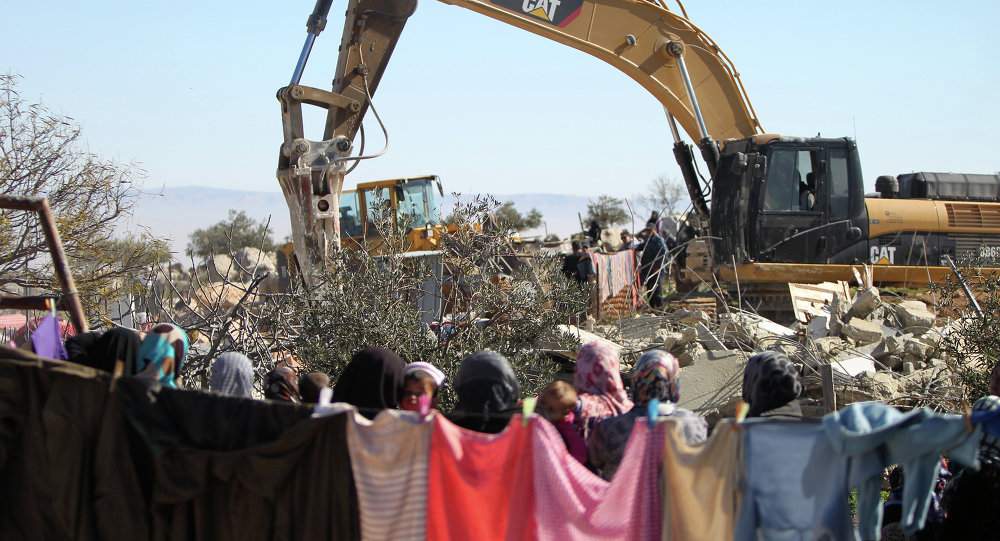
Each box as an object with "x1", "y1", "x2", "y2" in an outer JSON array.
[{"x1": 490, "y1": 0, "x2": 583, "y2": 27}]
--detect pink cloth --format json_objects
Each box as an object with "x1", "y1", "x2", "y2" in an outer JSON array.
[
  {"x1": 532, "y1": 417, "x2": 664, "y2": 540},
  {"x1": 575, "y1": 341, "x2": 633, "y2": 439},
  {"x1": 427, "y1": 414, "x2": 536, "y2": 541},
  {"x1": 552, "y1": 412, "x2": 588, "y2": 465}
]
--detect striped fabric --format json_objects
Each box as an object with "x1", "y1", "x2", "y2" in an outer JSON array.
[
  {"x1": 0, "y1": 314, "x2": 27, "y2": 329},
  {"x1": 346, "y1": 409, "x2": 432, "y2": 541},
  {"x1": 590, "y1": 250, "x2": 639, "y2": 307}
]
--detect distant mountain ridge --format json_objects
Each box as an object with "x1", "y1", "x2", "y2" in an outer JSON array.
[{"x1": 128, "y1": 186, "x2": 599, "y2": 253}]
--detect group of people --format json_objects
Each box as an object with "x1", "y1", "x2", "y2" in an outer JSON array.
[{"x1": 567, "y1": 211, "x2": 689, "y2": 311}]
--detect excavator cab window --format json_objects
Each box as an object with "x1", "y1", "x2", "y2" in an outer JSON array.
[
  {"x1": 762, "y1": 149, "x2": 820, "y2": 212},
  {"x1": 828, "y1": 148, "x2": 851, "y2": 221}
]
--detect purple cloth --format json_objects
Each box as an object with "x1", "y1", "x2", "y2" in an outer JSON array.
[{"x1": 31, "y1": 314, "x2": 68, "y2": 360}]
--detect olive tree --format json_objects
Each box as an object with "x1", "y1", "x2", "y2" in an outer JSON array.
[{"x1": 0, "y1": 74, "x2": 167, "y2": 319}]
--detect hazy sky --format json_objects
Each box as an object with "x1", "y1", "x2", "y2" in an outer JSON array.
[{"x1": 4, "y1": 1, "x2": 998, "y2": 201}]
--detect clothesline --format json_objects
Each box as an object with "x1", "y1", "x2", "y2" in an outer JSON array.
[{"x1": 1, "y1": 351, "x2": 997, "y2": 541}]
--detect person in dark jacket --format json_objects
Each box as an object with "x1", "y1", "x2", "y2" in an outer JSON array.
[
  {"x1": 447, "y1": 349, "x2": 521, "y2": 433},
  {"x1": 333, "y1": 347, "x2": 406, "y2": 419},
  {"x1": 636, "y1": 221, "x2": 667, "y2": 309}
]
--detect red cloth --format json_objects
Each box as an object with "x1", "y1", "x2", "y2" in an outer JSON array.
[
  {"x1": 590, "y1": 250, "x2": 639, "y2": 306},
  {"x1": 427, "y1": 414, "x2": 537, "y2": 541}
]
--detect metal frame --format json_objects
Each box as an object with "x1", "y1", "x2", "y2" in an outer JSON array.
[{"x1": 0, "y1": 195, "x2": 90, "y2": 334}]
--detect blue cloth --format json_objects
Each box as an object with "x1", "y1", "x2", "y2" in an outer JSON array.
[
  {"x1": 823, "y1": 402, "x2": 983, "y2": 539},
  {"x1": 735, "y1": 419, "x2": 875, "y2": 541},
  {"x1": 30, "y1": 314, "x2": 68, "y2": 360},
  {"x1": 971, "y1": 405, "x2": 1000, "y2": 440}
]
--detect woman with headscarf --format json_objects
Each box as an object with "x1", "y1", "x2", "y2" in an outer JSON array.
[
  {"x1": 741, "y1": 351, "x2": 805, "y2": 419},
  {"x1": 332, "y1": 347, "x2": 405, "y2": 419},
  {"x1": 209, "y1": 352, "x2": 255, "y2": 398},
  {"x1": 588, "y1": 350, "x2": 706, "y2": 480},
  {"x1": 447, "y1": 349, "x2": 521, "y2": 433},
  {"x1": 264, "y1": 366, "x2": 301, "y2": 403},
  {"x1": 573, "y1": 341, "x2": 633, "y2": 440},
  {"x1": 136, "y1": 323, "x2": 189, "y2": 388}
]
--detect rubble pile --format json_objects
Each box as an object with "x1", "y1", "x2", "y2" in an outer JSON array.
[{"x1": 579, "y1": 287, "x2": 971, "y2": 419}]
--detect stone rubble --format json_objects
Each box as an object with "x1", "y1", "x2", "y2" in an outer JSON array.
[{"x1": 572, "y1": 285, "x2": 969, "y2": 418}]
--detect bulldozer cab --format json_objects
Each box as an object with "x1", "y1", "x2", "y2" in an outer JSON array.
[{"x1": 339, "y1": 175, "x2": 445, "y2": 251}]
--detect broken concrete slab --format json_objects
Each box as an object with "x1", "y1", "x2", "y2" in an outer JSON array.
[
  {"x1": 676, "y1": 350, "x2": 746, "y2": 414},
  {"x1": 829, "y1": 357, "x2": 877, "y2": 378},
  {"x1": 893, "y1": 300, "x2": 936, "y2": 330},
  {"x1": 696, "y1": 323, "x2": 728, "y2": 351},
  {"x1": 554, "y1": 325, "x2": 621, "y2": 351},
  {"x1": 841, "y1": 317, "x2": 884, "y2": 345},
  {"x1": 719, "y1": 311, "x2": 796, "y2": 346},
  {"x1": 672, "y1": 309, "x2": 712, "y2": 327},
  {"x1": 903, "y1": 339, "x2": 932, "y2": 360},
  {"x1": 848, "y1": 287, "x2": 881, "y2": 319},
  {"x1": 884, "y1": 355, "x2": 903, "y2": 371}
]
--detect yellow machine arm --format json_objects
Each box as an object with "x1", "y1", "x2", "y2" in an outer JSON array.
[
  {"x1": 436, "y1": 0, "x2": 762, "y2": 142},
  {"x1": 277, "y1": 0, "x2": 761, "y2": 282}
]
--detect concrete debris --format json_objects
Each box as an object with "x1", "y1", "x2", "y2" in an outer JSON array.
[
  {"x1": 678, "y1": 326, "x2": 699, "y2": 347},
  {"x1": 807, "y1": 314, "x2": 830, "y2": 339},
  {"x1": 207, "y1": 254, "x2": 240, "y2": 282},
  {"x1": 695, "y1": 323, "x2": 728, "y2": 351},
  {"x1": 830, "y1": 356, "x2": 877, "y2": 378},
  {"x1": 893, "y1": 300, "x2": 936, "y2": 330},
  {"x1": 718, "y1": 310, "x2": 796, "y2": 347},
  {"x1": 672, "y1": 309, "x2": 712, "y2": 327},
  {"x1": 847, "y1": 286, "x2": 881, "y2": 319},
  {"x1": 655, "y1": 329, "x2": 683, "y2": 351},
  {"x1": 840, "y1": 317, "x2": 884, "y2": 345},
  {"x1": 676, "y1": 342, "x2": 707, "y2": 367},
  {"x1": 903, "y1": 338, "x2": 932, "y2": 360},
  {"x1": 234, "y1": 247, "x2": 277, "y2": 279},
  {"x1": 676, "y1": 350, "x2": 745, "y2": 414}
]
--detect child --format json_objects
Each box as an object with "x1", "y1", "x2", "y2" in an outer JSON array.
[
  {"x1": 400, "y1": 361, "x2": 446, "y2": 413},
  {"x1": 540, "y1": 380, "x2": 588, "y2": 466}
]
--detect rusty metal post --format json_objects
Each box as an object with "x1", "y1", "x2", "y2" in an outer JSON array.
[
  {"x1": 0, "y1": 195, "x2": 90, "y2": 333},
  {"x1": 821, "y1": 364, "x2": 836, "y2": 414}
]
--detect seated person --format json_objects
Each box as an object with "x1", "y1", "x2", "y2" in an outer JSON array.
[{"x1": 799, "y1": 172, "x2": 817, "y2": 210}]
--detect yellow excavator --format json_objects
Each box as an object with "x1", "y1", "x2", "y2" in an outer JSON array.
[
  {"x1": 275, "y1": 0, "x2": 1000, "y2": 292},
  {"x1": 338, "y1": 174, "x2": 449, "y2": 252}
]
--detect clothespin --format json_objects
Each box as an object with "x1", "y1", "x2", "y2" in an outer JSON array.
[
  {"x1": 46, "y1": 298, "x2": 56, "y2": 319},
  {"x1": 522, "y1": 397, "x2": 537, "y2": 426},
  {"x1": 418, "y1": 394, "x2": 431, "y2": 419},
  {"x1": 318, "y1": 386, "x2": 333, "y2": 407},
  {"x1": 732, "y1": 400, "x2": 749, "y2": 430},
  {"x1": 964, "y1": 407, "x2": 975, "y2": 434},
  {"x1": 648, "y1": 398, "x2": 660, "y2": 429}
]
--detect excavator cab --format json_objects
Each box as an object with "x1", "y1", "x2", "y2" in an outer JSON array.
[{"x1": 711, "y1": 136, "x2": 869, "y2": 271}]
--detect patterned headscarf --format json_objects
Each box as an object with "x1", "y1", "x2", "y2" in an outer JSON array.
[
  {"x1": 631, "y1": 349, "x2": 680, "y2": 405},
  {"x1": 574, "y1": 341, "x2": 630, "y2": 409},
  {"x1": 136, "y1": 323, "x2": 189, "y2": 388},
  {"x1": 741, "y1": 351, "x2": 803, "y2": 417},
  {"x1": 209, "y1": 352, "x2": 255, "y2": 398},
  {"x1": 573, "y1": 341, "x2": 633, "y2": 440}
]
